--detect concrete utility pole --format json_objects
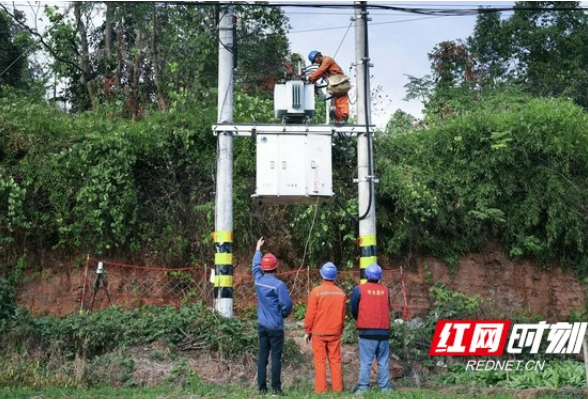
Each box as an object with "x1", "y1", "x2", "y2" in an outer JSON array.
[
  {"x1": 214, "y1": 4, "x2": 234, "y2": 318},
  {"x1": 354, "y1": 1, "x2": 377, "y2": 284}
]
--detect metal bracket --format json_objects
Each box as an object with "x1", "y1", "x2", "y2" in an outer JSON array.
[
  {"x1": 212, "y1": 123, "x2": 375, "y2": 138},
  {"x1": 353, "y1": 176, "x2": 379, "y2": 183}
]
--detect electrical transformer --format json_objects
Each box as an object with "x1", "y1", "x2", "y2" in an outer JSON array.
[{"x1": 274, "y1": 80, "x2": 315, "y2": 123}]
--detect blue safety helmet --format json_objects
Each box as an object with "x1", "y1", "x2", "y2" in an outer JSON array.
[
  {"x1": 366, "y1": 263, "x2": 382, "y2": 281},
  {"x1": 308, "y1": 50, "x2": 321, "y2": 63},
  {"x1": 320, "y1": 262, "x2": 338, "y2": 280}
]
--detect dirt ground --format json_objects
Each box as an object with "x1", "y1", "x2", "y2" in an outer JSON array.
[{"x1": 14, "y1": 244, "x2": 587, "y2": 320}]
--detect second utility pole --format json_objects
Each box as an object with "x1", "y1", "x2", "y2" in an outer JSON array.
[{"x1": 355, "y1": 1, "x2": 377, "y2": 284}]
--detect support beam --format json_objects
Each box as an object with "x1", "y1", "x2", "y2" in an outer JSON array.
[{"x1": 212, "y1": 123, "x2": 373, "y2": 137}]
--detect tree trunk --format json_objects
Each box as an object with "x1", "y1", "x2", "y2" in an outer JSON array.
[
  {"x1": 105, "y1": 2, "x2": 113, "y2": 72},
  {"x1": 152, "y1": 3, "x2": 167, "y2": 112},
  {"x1": 74, "y1": 3, "x2": 96, "y2": 109},
  {"x1": 131, "y1": 29, "x2": 143, "y2": 120},
  {"x1": 116, "y1": 23, "x2": 122, "y2": 90}
]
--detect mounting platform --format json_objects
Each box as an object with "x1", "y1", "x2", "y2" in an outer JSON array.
[{"x1": 212, "y1": 123, "x2": 374, "y2": 137}]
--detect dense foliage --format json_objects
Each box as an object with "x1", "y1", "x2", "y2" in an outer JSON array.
[
  {"x1": 379, "y1": 91, "x2": 588, "y2": 272},
  {"x1": 3, "y1": 88, "x2": 588, "y2": 274}
]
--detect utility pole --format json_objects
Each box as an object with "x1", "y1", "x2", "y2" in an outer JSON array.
[
  {"x1": 214, "y1": 4, "x2": 234, "y2": 318},
  {"x1": 354, "y1": 1, "x2": 377, "y2": 284}
]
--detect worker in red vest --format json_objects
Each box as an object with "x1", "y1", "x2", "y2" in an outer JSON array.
[{"x1": 350, "y1": 263, "x2": 391, "y2": 393}]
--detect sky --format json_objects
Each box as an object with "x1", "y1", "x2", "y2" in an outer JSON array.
[{"x1": 11, "y1": 0, "x2": 518, "y2": 127}]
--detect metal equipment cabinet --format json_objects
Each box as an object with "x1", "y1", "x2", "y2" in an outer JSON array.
[{"x1": 253, "y1": 133, "x2": 333, "y2": 204}]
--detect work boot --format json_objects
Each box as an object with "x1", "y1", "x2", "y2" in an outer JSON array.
[
  {"x1": 259, "y1": 387, "x2": 267, "y2": 395},
  {"x1": 272, "y1": 388, "x2": 285, "y2": 396}
]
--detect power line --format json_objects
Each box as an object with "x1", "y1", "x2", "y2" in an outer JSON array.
[
  {"x1": 283, "y1": 11, "x2": 353, "y2": 15},
  {"x1": 243, "y1": 2, "x2": 588, "y2": 14},
  {"x1": 290, "y1": 15, "x2": 444, "y2": 34},
  {"x1": 377, "y1": 2, "x2": 515, "y2": 7},
  {"x1": 333, "y1": 19, "x2": 353, "y2": 59},
  {"x1": 0, "y1": 2, "x2": 491, "y2": 15},
  {"x1": 122, "y1": 1, "x2": 588, "y2": 15}
]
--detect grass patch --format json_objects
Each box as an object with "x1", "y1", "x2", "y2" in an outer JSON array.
[{"x1": 0, "y1": 382, "x2": 584, "y2": 399}]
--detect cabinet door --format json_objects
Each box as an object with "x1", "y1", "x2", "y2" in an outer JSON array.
[
  {"x1": 306, "y1": 134, "x2": 333, "y2": 196},
  {"x1": 277, "y1": 135, "x2": 307, "y2": 196},
  {"x1": 255, "y1": 134, "x2": 279, "y2": 196}
]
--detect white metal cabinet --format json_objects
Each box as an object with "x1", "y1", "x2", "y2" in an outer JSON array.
[{"x1": 254, "y1": 133, "x2": 333, "y2": 204}]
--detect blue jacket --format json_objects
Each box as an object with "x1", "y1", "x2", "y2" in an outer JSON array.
[{"x1": 252, "y1": 251, "x2": 292, "y2": 330}]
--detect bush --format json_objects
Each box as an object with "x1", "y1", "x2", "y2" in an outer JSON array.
[
  {"x1": 377, "y1": 95, "x2": 588, "y2": 274},
  {"x1": 439, "y1": 360, "x2": 586, "y2": 389},
  {"x1": 0, "y1": 302, "x2": 259, "y2": 361},
  {"x1": 0, "y1": 278, "x2": 17, "y2": 332}
]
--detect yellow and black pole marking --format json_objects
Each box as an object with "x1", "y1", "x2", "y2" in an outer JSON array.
[
  {"x1": 213, "y1": 230, "x2": 233, "y2": 301},
  {"x1": 359, "y1": 234, "x2": 377, "y2": 284}
]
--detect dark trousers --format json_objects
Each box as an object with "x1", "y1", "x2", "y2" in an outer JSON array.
[{"x1": 257, "y1": 324, "x2": 284, "y2": 390}]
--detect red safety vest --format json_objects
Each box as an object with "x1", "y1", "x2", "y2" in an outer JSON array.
[{"x1": 357, "y1": 282, "x2": 390, "y2": 330}]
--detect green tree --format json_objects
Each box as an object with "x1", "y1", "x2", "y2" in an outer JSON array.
[
  {"x1": 406, "y1": 2, "x2": 588, "y2": 119},
  {"x1": 470, "y1": 1, "x2": 588, "y2": 108},
  {"x1": 0, "y1": 9, "x2": 34, "y2": 93},
  {"x1": 35, "y1": 2, "x2": 290, "y2": 115},
  {"x1": 405, "y1": 39, "x2": 481, "y2": 119},
  {"x1": 385, "y1": 109, "x2": 417, "y2": 136},
  {"x1": 234, "y1": 4, "x2": 291, "y2": 98}
]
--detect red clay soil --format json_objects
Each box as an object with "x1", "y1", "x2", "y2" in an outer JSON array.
[{"x1": 15, "y1": 245, "x2": 586, "y2": 319}]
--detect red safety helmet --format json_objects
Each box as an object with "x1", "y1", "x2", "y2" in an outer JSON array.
[{"x1": 261, "y1": 253, "x2": 278, "y2": 271}]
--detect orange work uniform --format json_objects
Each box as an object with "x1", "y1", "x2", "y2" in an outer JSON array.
[
  {"x1": 308, "y1": 56, "x2": 350, "y2": 122},
  {"x1": 304, "y1": 281, "x2": 347, "y2": 393}
]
